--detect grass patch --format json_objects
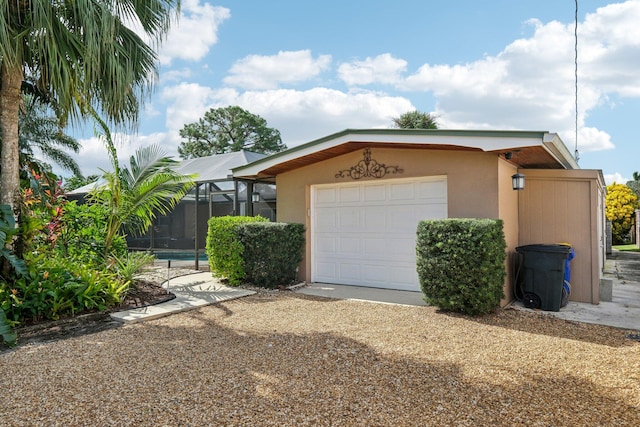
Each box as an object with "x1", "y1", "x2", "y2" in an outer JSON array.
[{"x1": 613, "y1": 244, "x2": 640, "y2": 252}]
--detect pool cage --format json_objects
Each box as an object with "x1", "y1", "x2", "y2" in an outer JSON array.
[
  {"x1": 67, "y1": 150, "x2": 275, "y2": 270},
  {"x1": 126, "y1": 151, "x2": 275, "y2": 269},
  {"x1": 127, "y1": 179, "x2": 276, "y2": 268}
]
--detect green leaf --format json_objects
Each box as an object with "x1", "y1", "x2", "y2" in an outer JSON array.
[{"x1": 0, "y1": 308, "x2": 17, "y2": 347}]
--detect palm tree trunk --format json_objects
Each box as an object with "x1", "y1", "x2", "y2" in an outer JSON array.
[{"x1": 0, "y1": 63, "x2": 23, "y2": 210}]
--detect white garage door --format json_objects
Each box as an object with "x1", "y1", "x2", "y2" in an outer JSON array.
[{"x1": 311, "y1": 176, "x2": 448, "y2": 291}]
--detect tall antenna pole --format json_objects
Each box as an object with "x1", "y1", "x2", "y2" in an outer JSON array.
[{"x1": 574, "y1": 0, "x2": 580, "y2": 163}]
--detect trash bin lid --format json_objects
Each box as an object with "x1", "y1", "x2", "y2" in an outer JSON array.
[{"x1": 516, "y1": 244, "x2": 573, "y2": 254}]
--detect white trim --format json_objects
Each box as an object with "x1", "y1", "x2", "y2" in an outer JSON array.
[{"x1": 234, "y1": 131, "x2": 555, "y2": 177}]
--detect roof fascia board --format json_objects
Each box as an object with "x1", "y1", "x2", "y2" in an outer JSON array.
[
  {"x1": 233, "y1": 129, "x2": 550, "y2": 177},
  {"x1": 542, "y1": 132, "x2": 580, "y2": 170}
]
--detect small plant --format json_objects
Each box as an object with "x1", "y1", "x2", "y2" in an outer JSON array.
[
  {"x1": 110, "y1": 251, "x2": 155, "y2": 283},
  {"x1": 416, "y1": 218, "x2": 506, "y2": 316}
]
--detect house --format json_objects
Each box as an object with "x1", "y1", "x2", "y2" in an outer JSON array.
[{"x1": 233, "y1": 129, "x2": 606, "y2": 305}]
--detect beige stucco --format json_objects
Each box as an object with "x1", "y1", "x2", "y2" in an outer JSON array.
[
  {"x1": 518, "y1": 169, "x2": 605, "y2": 304},
  {"x1": 498, "y1": 158, "x2": 520, "y2": 305},
  {"x1": 276, "y1": 147, "x2": 518, "y2": 295}
]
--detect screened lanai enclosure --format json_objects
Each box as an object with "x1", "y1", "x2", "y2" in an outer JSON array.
[{"x1": 67, "y1": 151, "x2": 276, "y2": 266}]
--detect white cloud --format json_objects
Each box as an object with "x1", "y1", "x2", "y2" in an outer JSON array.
[
  {"x1": 223, "y1": 50, "x2": 332, "y2": 90},
  {"x1": 392, "y1": 9, "x2": 634, "y2": 154},
  {"x1": 338, "y1": 53, "x2": 408, "y2": 86},
  {"x1": 603, "y1": 172, "x2": 629, "y2": 185},
  {"x1": 159, "y1": 1, "x2": 230, "y2": 65},
  {"x1": 220, "y1": 88, "x2": 414, "y2": 145},
  {"x1": 72, "y1": 132, "x2": 181, "y2": 178},
  {"x1": 160, "y1": 82, "x2": 219, "y2": 131},
  {"x1": 119, "y1": 1, "x2": 228, "y2": 66},
  {"x1": 580, "y1": 1, "x2": 640, "y2": 96}
]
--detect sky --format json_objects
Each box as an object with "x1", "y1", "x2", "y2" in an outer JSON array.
[{"x1": 68, "y1": 0, "x2": 640, "y2": 185}]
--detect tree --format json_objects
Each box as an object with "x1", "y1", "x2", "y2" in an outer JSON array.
[
  {"x1": 605, "y1": 183, "x2": 639, "y2": 244},
  {"x1": 392, "y1": 110, "x2": 439, "y2": 129},
  {"x1": 15, "y1": 94, "x2": 82, "y2": 178},
  {"x1": 63, "y1": 174, "x2": 99, "y2": 192},
  {"x1": 0, "y1": 0, "x2": 180, "y2": 212},
  {"x1": 626, "y1": 171, "x2": 640, "y2": 199},
  {"x1": 89, "y1": 120, "x2": 195, "y2": 255},
  {"x1": 178, "y1": 106, "x2": 287, "y2": 158}
]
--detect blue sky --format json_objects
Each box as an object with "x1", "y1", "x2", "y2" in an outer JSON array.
[{"x1": 73, "y1": 0, "x2": 640, "y2": 185}]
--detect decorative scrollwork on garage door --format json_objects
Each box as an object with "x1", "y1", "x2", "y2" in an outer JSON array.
[{"x1": 335, "y1": 148, "x2": 404, "y2": 180}]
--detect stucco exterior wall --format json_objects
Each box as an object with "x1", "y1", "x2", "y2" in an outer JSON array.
[
  {"x1": 276, "y1": 147, "x2": 502, "y2": 283},
  {"x1": 497, "y1": 159, "x2": 520, "y2": 305},
  {"x1": 518, "y1": 169, "x2": 605, "y2": 304}
]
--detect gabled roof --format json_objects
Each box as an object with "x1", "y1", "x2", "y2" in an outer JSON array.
[
  {"x1": 67, "y1": 150, "x2": 266, "y2": 195},
  {"x1": 232, "y1": 129, "x2": 579, "y2": 180}
]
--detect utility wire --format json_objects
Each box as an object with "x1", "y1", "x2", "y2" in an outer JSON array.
[{"x1": 574, "y1": 0, "x2": 580, "y2": 163}]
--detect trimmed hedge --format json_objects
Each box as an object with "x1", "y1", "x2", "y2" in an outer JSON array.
[
  {"x1": 237, "y1": 222, "x2": 305, "y2": 288},
  {"x1": 416, "y1": 218, "x2": 506, "y2": 316},
  {"x1": 206, "y1": 216, "x2": 268, "y2": 285}
]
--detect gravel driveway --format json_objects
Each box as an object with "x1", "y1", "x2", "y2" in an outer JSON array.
[{"x1": 2, "y1": 292, "x2": 639, "y2": 426}]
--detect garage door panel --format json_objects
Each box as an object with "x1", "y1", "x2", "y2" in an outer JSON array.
[
  {"x1": 315, "y1": 209, "x2": 337, "y2": 230},
  {"x1": 339, "y1": 237, "x2": 360, "y2": 255},
  {"x1": 362, "y1": 264, "x2": 389, "y2": 284},
  {"x1": 389, "y1": 182, "x2": 416, "y2": 200},
  {"x1": 418, "y1": 180, "x2": 447, "y2": 200},
  {"x1": 315, "y1": 262, "x2": 337, "y2": 282},
  {"x1": 316, "y1": 187, "x2": 337, "y2": 204},
  {"x1": 364, "y1": 184, "x2": 386, "y2": 201},
  {"x1": 337, "y1": 208, "x2": 360, "y2": 230},
  {"x1": 312, "y1": 176, "x2": 447, "y2": 291},
  {"x1": 420, "y1": 204, "x2": 448, "y2": 220},
  {"x1": 338, "y1": 263, "x2": 361, "y2": 281},
  {"x1": 362, "y1": 238, "x2": 386, "y2": 256},
  {"x1": 316, "y1": 236, "x2": 337, "y2": 254},
  {"x1": 339, "y1": 185, "x2": 360, "y2": 202},
  {"x1": 387, "y1": 266, "x2": 420, "y2": 290},
  {"x1": 388, "y1": 205, "x2": 417, "y2": 231},
  {"x1": 363, "y1": 208, "x2": 386, "y2": 229}
]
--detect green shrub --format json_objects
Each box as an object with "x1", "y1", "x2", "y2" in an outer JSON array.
[
  {"x1": 0, "y1": 253, "x2": 128, "y2": 325},
  {"x1": 237, "y1": 222, "x2": 305, "y2": 288},
  {"x1": 416, "y1": 218, "x2": 506, "y2": 316},
  {"x1": 206, "y1": 216, "x2": 268, "y2": 285},
  {"x1": 57, "y1": 201, "x2": 127, "y2": 268}
]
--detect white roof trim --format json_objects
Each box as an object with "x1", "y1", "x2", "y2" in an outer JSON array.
[{"x1": 233, "y1": 129, "x2": 574, "y2": 177}]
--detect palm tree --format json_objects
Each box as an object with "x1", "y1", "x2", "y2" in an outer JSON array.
[
  {"x1": 16, "y1": 94, "x2": 82, "y2": 178},
  {"x1": 88, "y1": 120, "x2": 195, "y2": 255},
  {"x1": 0, "y1": 0, "x2": 180, "y2": 210},
  {"x1": 392, "y1": 110, "x2": 439, "y2": 129}
]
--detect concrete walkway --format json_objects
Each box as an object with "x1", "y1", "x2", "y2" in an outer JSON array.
[
  {"x1": 110, "y1": 273, "x2": 255, "y2": 323},
  {"x1": 514, "y1": 250, "x2": 638, "y2": 331}
]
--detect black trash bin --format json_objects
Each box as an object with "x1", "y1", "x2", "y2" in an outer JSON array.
[{"x1": 515, "y1": 244, "x2": 573, "y2": 312}]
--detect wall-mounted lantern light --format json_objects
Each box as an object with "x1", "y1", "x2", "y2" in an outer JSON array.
[
  {"x1": 512, "y1": 173, "x2": 525, "y2": 191},
  {"x1": 251, "y1": 191, "x2": 260, "y2": 203}
]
